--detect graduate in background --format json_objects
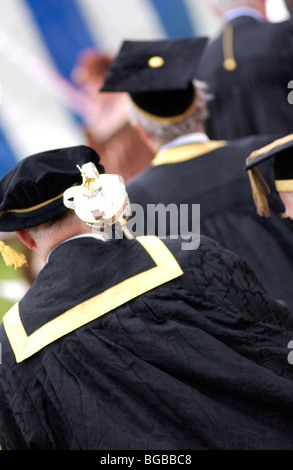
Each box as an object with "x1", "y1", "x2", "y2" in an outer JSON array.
[
  {"x1": 197, "y1": 0, "x2": 293, "y2": 139},
  {"x1": 101, "y1": 37, "x2": 293, "y2": 312}
]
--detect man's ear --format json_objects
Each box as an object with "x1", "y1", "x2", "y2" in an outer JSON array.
[{"x1": 15, "y1": 230, "x2": 36, "y2": 250}]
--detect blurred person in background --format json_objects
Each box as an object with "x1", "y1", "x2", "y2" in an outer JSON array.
[
  {"x1": 197, "y1": 0, "x2": 293, "y2": 140},
  {"x1": 72, "y1": 49, "x2": 154, "y2": 182},
  {"x1": 246, "y1": 133, "x2": 293, "y2": 219}
]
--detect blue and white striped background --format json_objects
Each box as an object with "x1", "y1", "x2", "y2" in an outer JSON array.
[
  {"x1": 0, "y1": 0, "x2": 222, "y2": 177},
  {"x1": 0, "y1": 0, "x2": 289, "y2": 178}
]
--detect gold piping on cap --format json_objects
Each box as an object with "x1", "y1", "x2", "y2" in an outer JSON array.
[
  {"x1": 0, "y1": 183, "x2": 79, "y2": 217},
  {"x1": 0, "y1": 193, "x2": 63, "y2": 217}
]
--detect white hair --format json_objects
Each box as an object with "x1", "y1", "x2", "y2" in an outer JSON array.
[
  {"x1": 128, "y1": 80, "x2": 212, "y2": 148},
  {"x1": 210, "y1": 0, "x2": 259, "y2": 13},
  {"x1": 26, "y1": 210, "x2": 78, "y2": 241}
]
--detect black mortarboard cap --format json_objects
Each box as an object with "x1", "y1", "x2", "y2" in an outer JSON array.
[
  {"x1": 100, "y1": 37, "x2": 208, "y2": 122},
  {"x1": 245, "y1": 134, "x2": 293, "y2": 216},
  {"x1": 0, "y1": 145, "x2": 105, "y2": 232}
]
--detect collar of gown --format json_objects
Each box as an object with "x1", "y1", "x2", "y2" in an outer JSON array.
[{"x1": 160, "y1": 132, "x2": 209, "y2": 152}]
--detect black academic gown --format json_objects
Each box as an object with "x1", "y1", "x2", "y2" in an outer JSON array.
[
  {"x1": 1, "y1": 234, "x2": 293, "y2": 450},
  {"x1": 197, "y1": 16, "x2": 293, "y2": 140},
  {"x1": 126, "y1": 134, "x2": 293, "y2": 312}
]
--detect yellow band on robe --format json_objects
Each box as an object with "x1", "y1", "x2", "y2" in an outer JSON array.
[
  {"x1": 3, "y1": 236, "x2": 184, "y2": 363},
  {"x1": 275, "y1": 179, "x2": 293, "y2": 192}
]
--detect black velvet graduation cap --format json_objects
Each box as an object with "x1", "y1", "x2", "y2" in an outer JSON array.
[
  {"x1": 0, "y1": 145, "x2": 105, "y2": 232},
  {"x1": 245, "y1": 134, "x2": 293, "y2": 216},
  {"x1": 0, "y1": 145, "x2": 105, "y2": 268},
  {"x1": 100, "y1": 37, "x2": 208, "y2": 122}
]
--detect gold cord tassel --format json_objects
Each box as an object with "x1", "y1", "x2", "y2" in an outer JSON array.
[
  {"x1": 223, "y1": 23, "x2": 237, "y2": 71},
  {"x1": 0, "y1": 241, "x2": 28, "y2": 269},
  {"x1": 247, "y1": 167, "x2": 270, "y2": 217}
]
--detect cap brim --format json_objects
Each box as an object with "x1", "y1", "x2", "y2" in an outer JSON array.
[{"x1": 245, "y1": 134, "x2": 293, "y2": 170}]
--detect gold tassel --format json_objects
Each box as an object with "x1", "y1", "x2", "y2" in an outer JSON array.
[
  {"x1": 119, "y1": 218, "x2": 134, "y2": 240},
  {"x1": 245, "y1": 134, "x2": 293, "y2": 217},
  {"x1": 247, "y1": 167, "x2": 271, "y2": 217},
  {"x1": 0, "y1": 241, "x2": 28, "y2": 269}
]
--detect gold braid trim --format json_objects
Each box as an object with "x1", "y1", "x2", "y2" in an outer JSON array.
[{"x1": 129, "y1": 93, "x2": 197, "y2": 124}]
